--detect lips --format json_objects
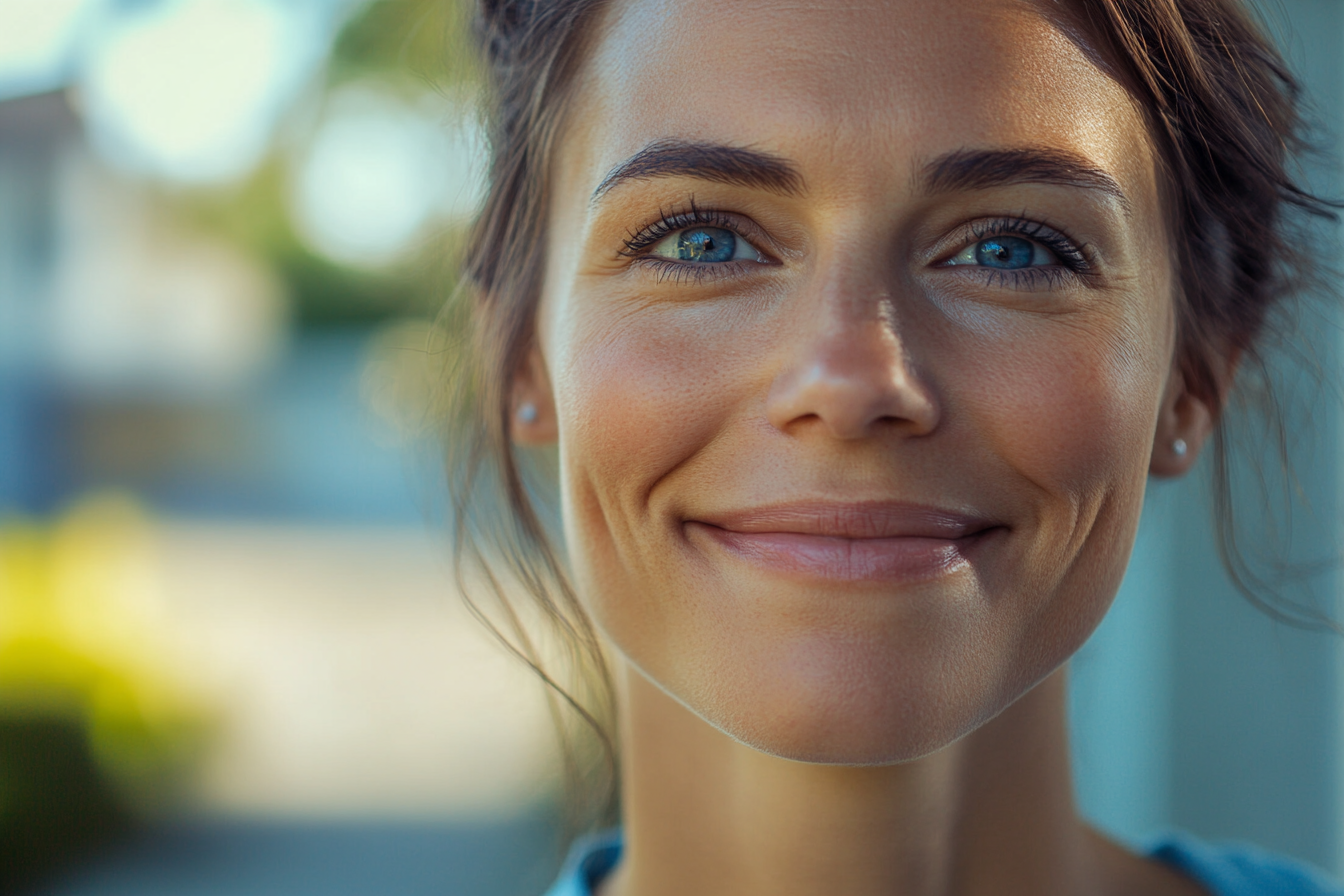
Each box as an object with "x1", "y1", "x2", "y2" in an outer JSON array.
[{"x1": 686, "y1": 501, "x2": 1000, "y2": 583}]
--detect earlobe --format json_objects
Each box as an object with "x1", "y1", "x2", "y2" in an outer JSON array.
[
  {"x1": 1149, "y1": 367, "x2": 1220, "y2": 477},
  {"x1": 510, "y1": 344, "x2": 559, "y2": 444}
]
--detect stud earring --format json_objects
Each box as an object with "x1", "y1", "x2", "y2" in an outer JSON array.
[
  {"x1": 517, "y1": 402, "x2": 538, "y2": 424},
  {"x1": 1172, "y1": 438, "x2": 1188, "y2": 457}
]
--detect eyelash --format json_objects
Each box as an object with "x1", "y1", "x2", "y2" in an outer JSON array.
[
  {"x1": 951, "y1": 215, "x2": 1093, "y2": 290},
  {"x1": 619, "y1": 200, "x2": 765, "y2": 284},
  {"x1": 619, "y1": 205, "x2": 1093, "y2": 289}
]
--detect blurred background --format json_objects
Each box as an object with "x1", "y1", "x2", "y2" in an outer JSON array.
[
  {"x1": 0, "y1": 1, "x2": 562, "y2": 894},
  {"x1": 0, "y1": 0, "x2": 1341, "y2": 894}
]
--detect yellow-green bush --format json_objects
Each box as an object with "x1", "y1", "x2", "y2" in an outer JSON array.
[{"x1": 0, "y1": 495, "x2": 213, "y2": 889}]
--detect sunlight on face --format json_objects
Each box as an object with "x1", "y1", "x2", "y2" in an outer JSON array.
[{"x1": 537, "y1": 0, "x2": 1173, "y2": 763}]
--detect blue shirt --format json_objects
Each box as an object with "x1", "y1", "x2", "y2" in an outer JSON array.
[{"x1": 544, "y1": 831, "x2": 1343, "y2": 896}]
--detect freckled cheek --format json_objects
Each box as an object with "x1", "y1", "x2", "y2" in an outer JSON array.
[
  {"x1": 552, "y1": 311, "x2": 746, "y2": 516},
  {"x1": 970, "y1": 331, "x2": 1161, "y2": 493}
]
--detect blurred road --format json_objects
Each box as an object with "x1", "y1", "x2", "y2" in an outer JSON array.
[{"x1": 41, "y1": 813, "x2": 561, "y2": 896}]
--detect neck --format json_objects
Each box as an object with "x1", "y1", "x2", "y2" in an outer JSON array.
[{"x1": 602, "y1": 666, "x2": 1120, "y2": 896}]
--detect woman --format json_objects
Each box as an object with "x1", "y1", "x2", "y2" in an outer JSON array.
[{"x1": 452, "y1": 0, "x2": 1344, "y2": 894}]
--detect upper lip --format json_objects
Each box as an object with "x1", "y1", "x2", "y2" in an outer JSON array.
[{"x1": 692, "y1": 501, "x2": 999, "y2": 540}]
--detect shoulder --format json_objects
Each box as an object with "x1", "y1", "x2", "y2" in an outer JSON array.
[
  {"x1": 542, "y1": 831, "x2": 622, "y2": 896},
  {"x1": 540, "y1": 830, "x2": 1343, "y2": 896},
  {"x1": 1148, "y1": 833, "x2": 1344, "y2": 896}
]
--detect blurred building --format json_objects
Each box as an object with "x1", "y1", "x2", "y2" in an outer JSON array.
[
  {"x1": 0, "y1": 90, "x2": 75, "y2": 512},
  {"x1": 0, "y1": 3, "x2": 561, "y2": 895}
]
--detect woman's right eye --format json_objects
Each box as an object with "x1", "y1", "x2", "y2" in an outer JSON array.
[{"x1": 648, "y1": 226, "x2": 764, "y2": 264}]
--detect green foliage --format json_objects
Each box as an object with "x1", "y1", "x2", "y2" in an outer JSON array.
[
  {"x1": 0, "y1": 497, "x2": 214, "y2": 891},
  {"x1": 185, "y1": 153, "x2": 462, "y2": 329},
  {"x1": 175, "y1": 0, "x2": 479, "y2": 331},
  {"x1": 331, "y1": 0, "x2": 480, "y2": 89}
]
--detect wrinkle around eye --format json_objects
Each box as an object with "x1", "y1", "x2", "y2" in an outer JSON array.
[{"x1": 909, "y1": 185, "x2": 1140, "y2": 281}]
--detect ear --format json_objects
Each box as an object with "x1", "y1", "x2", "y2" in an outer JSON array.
[
  {"x1": 1149, "y1": 354, "x2": 1236, "y2": 477},
  {"x1": 510, "y1": 342, "x2": 558, "y2": 444}
]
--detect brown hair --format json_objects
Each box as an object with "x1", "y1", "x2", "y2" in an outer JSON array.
[{"x1": 445, "y1": 0, "x2": 1339, "y2": 832}]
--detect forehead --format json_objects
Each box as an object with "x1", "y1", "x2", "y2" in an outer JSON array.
[{"x1": 564, "y1": 0, "x2": 1154, "y2": 201}]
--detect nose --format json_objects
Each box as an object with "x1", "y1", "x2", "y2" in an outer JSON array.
[{"x1": 765, "y1": 268, "x2": 939, "y2": 440}]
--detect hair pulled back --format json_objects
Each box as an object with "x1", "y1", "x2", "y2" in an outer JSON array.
[{"x1": 447, "y1": 0, "x2": 1339, "y2": 829}]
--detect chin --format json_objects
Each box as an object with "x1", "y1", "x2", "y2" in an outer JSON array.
[
  {"x1": 681, "y1": 649, "x2": 1019, "y2": 766},
  {"x1": 727, "y1": 720, "x2": 969, "y2": 767}
]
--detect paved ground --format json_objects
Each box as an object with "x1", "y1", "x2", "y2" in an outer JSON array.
[
  {"x1": 126, "y1": 520, "x2": 563, "y2": 817},
  {"x1": 18, "y1": 520, "x2": 573, "y2": 895},
  {"x1": 41, "y1": 814, "x2": 563, "y2": 896}
]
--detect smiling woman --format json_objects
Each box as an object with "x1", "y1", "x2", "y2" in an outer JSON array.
[{"x1": 447, "y1": 1, "x2": 1343, "y2": 895}]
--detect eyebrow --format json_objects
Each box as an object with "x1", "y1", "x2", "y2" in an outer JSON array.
[
  {"x1": 919, "y1": 146, "x2": 1131, "y2": 214},
  {"x1": 592, "y1": 139, "x2": 804, "y2": 201},
  {"x1": 592, "y1": 140, "x2": 1130, "y2": 213}
]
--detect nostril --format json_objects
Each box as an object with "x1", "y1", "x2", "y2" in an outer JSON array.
[{"x1": 765, "y1": 356, "x2": 940, "y2": 440}]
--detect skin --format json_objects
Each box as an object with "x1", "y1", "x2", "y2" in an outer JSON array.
[{"x1": 512, "y1": 1, "x2": 1224, "y2": 894}]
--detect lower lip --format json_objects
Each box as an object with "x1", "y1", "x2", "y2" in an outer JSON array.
[{"x1": 688, "y1": 523, "x2": 988, "y2": 583}]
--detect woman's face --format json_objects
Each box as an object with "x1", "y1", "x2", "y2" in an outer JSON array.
[{"x1": 527, "y1": 0, "x2": 1189, "y2": 763}]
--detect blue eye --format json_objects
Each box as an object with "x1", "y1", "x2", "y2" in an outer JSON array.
[
  {"x1": 976, "y1": 236, "x2": 1034, "y2": 269},
  {"x1": 946, "y1": 233, "x2": 1057, "y2": 270},
  {"x1": 649, "y1": 225, "x2": 762, "y2": 264},
  {"x1": 679, "y1": 227, "x2": 735, "y2": 262}
]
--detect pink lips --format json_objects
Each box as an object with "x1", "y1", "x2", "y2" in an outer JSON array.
[{"x1": 687, "y1": 502, "x2": 998, "y2": 583}]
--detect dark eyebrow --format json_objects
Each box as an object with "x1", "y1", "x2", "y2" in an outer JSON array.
[
  {"x1": 592, "y1": 140, "x2": 804, "y2": 202},
  {"x1": 919, "y1": 147, "x2": 1131, "y2": 215}
]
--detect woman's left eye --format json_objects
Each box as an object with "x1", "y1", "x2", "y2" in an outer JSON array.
[
  {"x1": 649, "y1": 226, "x2": 763, "y2": 263},
  {"x1": 945, "y1": 235, "x2": 1057, "y2": 269}
]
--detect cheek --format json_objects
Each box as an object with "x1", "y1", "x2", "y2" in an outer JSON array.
[
  {"x1": 959, "y1": 303, "x2": 1169, "y2": 653},
  {"x1": 965, "y1": 309, "x2": 1166, "y2": 500},
  {"x1": 556, "y1": 305, "x2": 734, "y2": 488},
  {"x1": 549, "y1": 300, "x2": 752, "y2": 582}
]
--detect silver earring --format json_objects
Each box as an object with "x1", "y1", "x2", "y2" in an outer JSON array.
[
  {"x1": 517, "y1": 402, "x2": 538, "y2": 424},
  {"x1": 1172, "y1": 438, "x2": 1188, "y2": 457}
]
